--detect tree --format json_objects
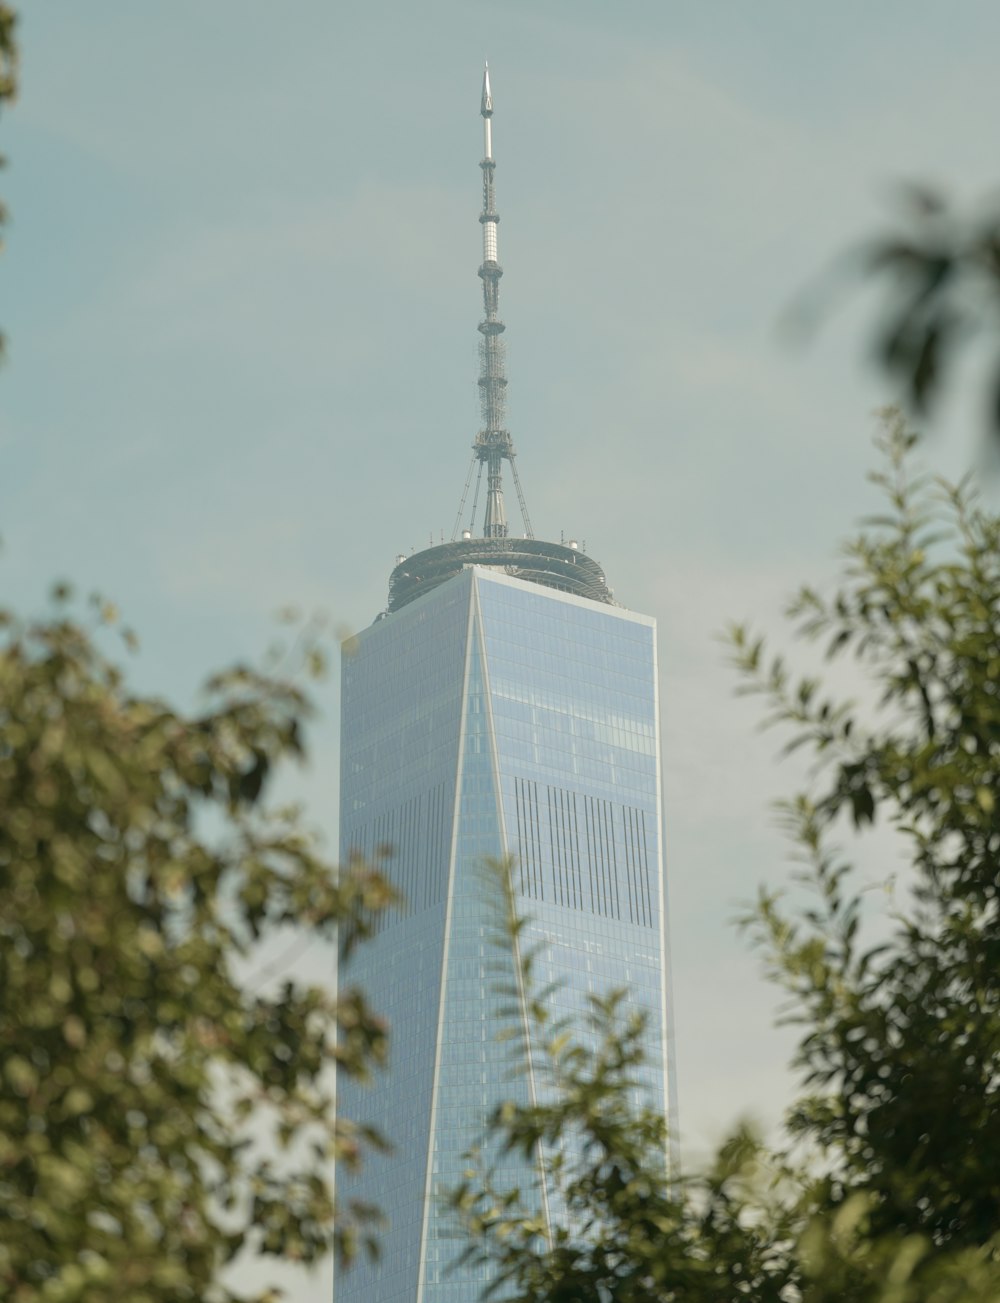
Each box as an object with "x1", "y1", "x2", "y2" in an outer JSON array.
[
  {"x1": 0, "y1": 592, "x2": 391, "y2": 1302},
  {"x1": 0, "y1": 11, "x2": 395, "y2": 1298},
  {"x1": 451, "y1": 975, "x2": 800, "y2": 1302},
  {"x1": 0, "y1": 2, "x2": 16, "y2": 357},
  {"x1": 738, "y1": 409, "x2": 1000, "y2": 1250},
  {"x1": 457, "y1": 411, "x2": 1000, "y2": 1301}
]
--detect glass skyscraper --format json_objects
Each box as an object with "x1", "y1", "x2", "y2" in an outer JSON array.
[{"x1": 335, "y1": 69, "x2": 670, "y2": 1302}]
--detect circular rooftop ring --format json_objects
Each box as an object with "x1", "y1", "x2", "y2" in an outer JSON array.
[{"x1": 387, "y1": 537, "x2": 614, "y2": 614}]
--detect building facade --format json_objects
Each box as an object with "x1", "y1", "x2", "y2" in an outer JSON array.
[{"x1": 335, "y1": 69, "x2": 671, "y2": 1302}]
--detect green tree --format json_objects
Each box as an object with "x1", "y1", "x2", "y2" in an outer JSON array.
[
  {"x1": 458, "y1": 411, "x2": 1000, "y2": 1301},
  {"x1": 452, "y1": 978, "x2": 800, "y2": 1301},
  {"x1": 0, "y1": 594, "x2": 391, "y2": 1302},
  {"x1": 735, "y1": 407, "x2": 1000, "y2": 1287}
]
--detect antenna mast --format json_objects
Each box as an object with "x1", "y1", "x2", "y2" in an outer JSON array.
[
  {"x1": 389, "y1": 67, "x2": 614, "y2": 614},
  {"x1": 474, "y1": 64, "x2": 533, "y2": 541}
]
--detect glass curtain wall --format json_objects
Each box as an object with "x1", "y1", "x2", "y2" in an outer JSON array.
[
  {"x1": 336, "y1": 568, "x2": 669, "y2": 1302},
  {"x1": 477, "y1": 573, "x2": 668, "y2": 1119}
]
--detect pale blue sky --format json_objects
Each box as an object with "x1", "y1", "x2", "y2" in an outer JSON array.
[{"x1": 4, "y1": 4, "x2": 1000, "y2": 1298}]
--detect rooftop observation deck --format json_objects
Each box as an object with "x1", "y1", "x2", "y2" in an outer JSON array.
[{"x1": 387, "y1": 536, "x2": 614, "y2": 613}]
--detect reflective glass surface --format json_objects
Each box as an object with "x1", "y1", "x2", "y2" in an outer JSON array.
[
  {"x1": 337, "y1": 580, "x2": 468, "y2": 1302},
  {"x1": 336, "y1": 568, "x2": 669, "y2": 1302},
  {"x1": 420, "y1": 624, "x2": 539, "y2": 1301},
  {"x1": 477, "y1": 573, "x2": 668, "y2": 1117}
]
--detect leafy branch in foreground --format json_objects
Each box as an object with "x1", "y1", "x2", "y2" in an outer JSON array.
[
  {"x1": 451, "y1": 982, "x2": 800, "y2": 1302},
  {"x1": 0, "y1": 592, "x2": 392, "y2": 1303},
  {"x1": 450, "y1": 861, "x2": 799, "y2": 1302},
  {"x1": 730, "y1": 408, "x2": 1000, "y2": 1254}
]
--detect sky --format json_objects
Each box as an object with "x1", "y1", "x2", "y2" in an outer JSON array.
[{"x1": 4, "y1": 3, "x2": 1000, "y2": 1298}]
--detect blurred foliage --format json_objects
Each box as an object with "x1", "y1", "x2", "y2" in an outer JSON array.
[
  {"x1": 800, "y1": 184, "x2": 1000, "y2": 443},
  {"x1": 0, "y1": 5, "x2": 13, "y2": 106},
  {"x1": 457, "y1": 411, "x2": 1000, "y2": 1301},
  {"x1": 0, "y1": 593, "x2": 392, "y2": 1302},
  {"x1": 0, "y1": 2, "x2": 16, "y2": 356},
  {"x1": 860, "y1": 188, "x2": 1000, "y2": 435}
]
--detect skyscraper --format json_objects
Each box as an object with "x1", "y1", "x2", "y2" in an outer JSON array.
[{"x1": 336, "y1": 68, "x2": 671, "y2": 1302}]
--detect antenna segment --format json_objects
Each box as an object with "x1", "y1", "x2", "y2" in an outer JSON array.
[{"x1": 474, "y1": 64, "x2": 533, "y2": 541}]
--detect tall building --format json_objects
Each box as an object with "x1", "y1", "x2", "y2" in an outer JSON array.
[{"x1": 336, "y1": 67, "x2": 671, "y2": 1302}]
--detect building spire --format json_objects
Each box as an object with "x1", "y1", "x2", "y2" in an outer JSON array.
[
  {"x1": 474, "y1": 63, "x2": 532, "y2": 541},
  {"x1": 388, "y1": 67, "x2": 615, "y2": 614}
]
